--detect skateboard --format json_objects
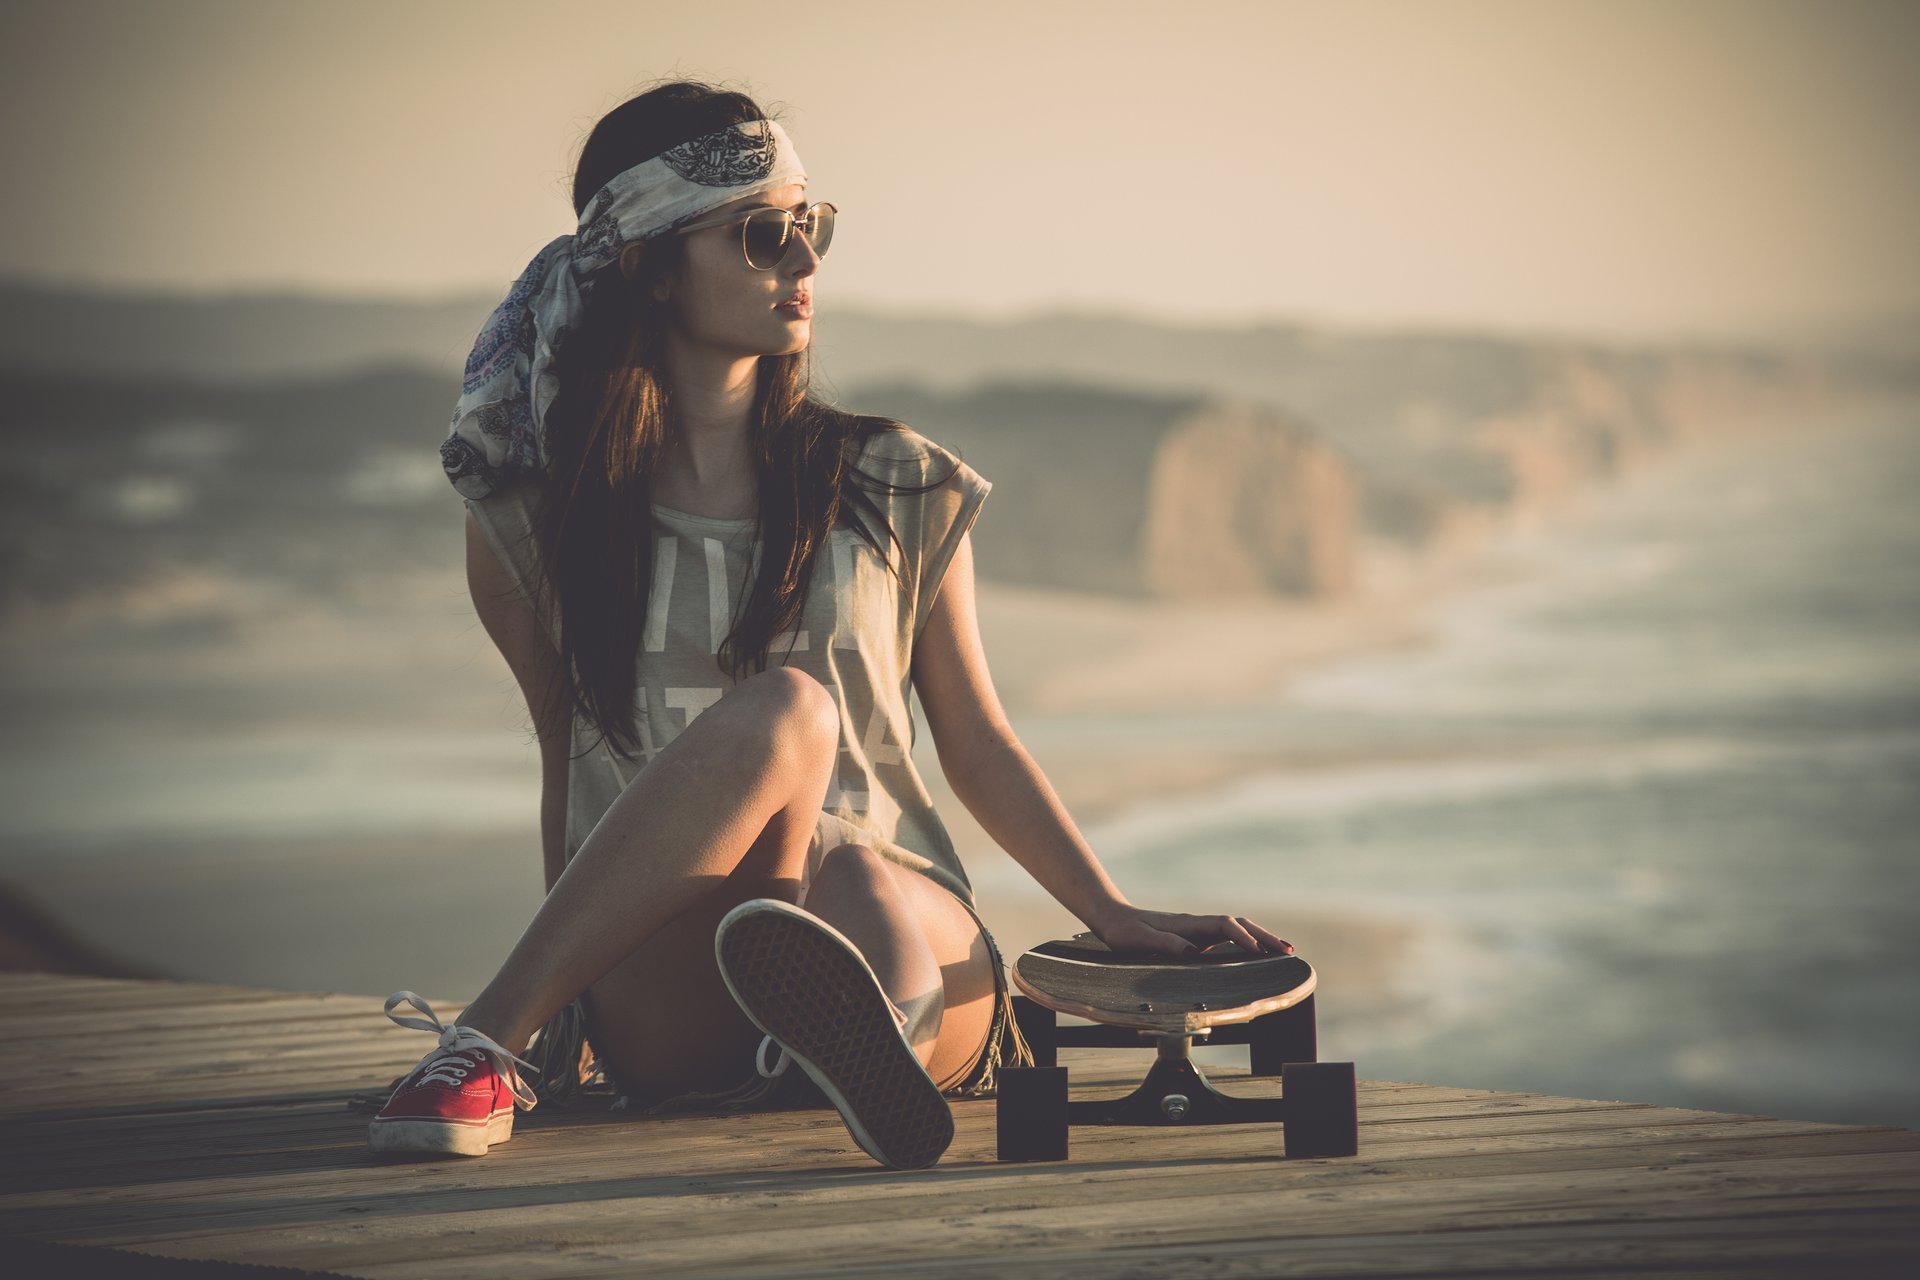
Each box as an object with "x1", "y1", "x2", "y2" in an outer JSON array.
[{"x1": 994, "y1": 932, "x2": 1359, "y2": 1161}]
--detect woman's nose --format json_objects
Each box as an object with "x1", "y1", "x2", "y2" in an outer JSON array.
[{"x1": 785, "y1": 228, "x2": 822, "y2": 273}]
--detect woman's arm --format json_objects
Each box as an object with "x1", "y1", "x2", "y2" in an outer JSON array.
[
  {"x1": 467, "y1": 511, "x2": 575, "y2": 895},
  {"x1": 911, "y1": 532, "x2": 1292, "y2": 958}
]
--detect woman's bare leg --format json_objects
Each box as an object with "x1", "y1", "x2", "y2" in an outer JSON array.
[
  {"x1": 568, "y1": 798, "x2": 829, "y2": 1101},
  {"x1": 802, "y1": 844, "x2": 998, "y2": 1090},
  {"x1": 451, "y1": 665, "x2": 840, "y2": 1059}
]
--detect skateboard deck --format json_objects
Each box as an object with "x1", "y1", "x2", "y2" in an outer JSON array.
[{"x1": 1012, "y1": 932, "x2": 1317, "y2": 1035}]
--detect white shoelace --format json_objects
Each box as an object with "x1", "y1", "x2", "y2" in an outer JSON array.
[
  {"x1": 755, "y1": 1034, "x2": 792, "y2": 1080},
  {"x1": 384, "y1": 990, "x2": 544, "y2": 1111},
  {"x1": 754, "y1": 996, "x2": 913, "y2": 1080}
]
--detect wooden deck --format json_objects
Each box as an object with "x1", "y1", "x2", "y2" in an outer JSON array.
[{"x1": 1, "y1": 972, "x2": 1916, "y2": 1278}]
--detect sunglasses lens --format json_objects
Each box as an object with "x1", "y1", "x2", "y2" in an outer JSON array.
[
  {"x1": 805, "y1": 204, "x2": 835, "y2": 258},
  {"x1": 742, "y1": 210, "x2": 788, "y2": 269},
  {"x1": 742, "y1": 205, "x2": 835, "y2": 269}
]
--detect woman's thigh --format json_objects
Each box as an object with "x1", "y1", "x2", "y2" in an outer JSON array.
[
  {"x1": 580, "y1": 839, "x2": 809, "y2": 1102},
  {"x1": 814, "y1": 848, "x2": 998, "y2": 1093}
]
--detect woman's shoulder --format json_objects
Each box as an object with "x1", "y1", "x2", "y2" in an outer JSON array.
[
  {"x1": 851, "y1": 419, "x2": 971, "y2": 483},
  {"x1": 462, "y1": 468, "x2": 547, "y2": 532}
]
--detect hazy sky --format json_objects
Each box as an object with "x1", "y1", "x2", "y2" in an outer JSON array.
[{"x1": 2, "y1": 0, "x2": 1915, "y2": 343}]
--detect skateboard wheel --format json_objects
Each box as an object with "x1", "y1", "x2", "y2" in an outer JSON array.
[
  {"x1": 996, "y1": 1066, "x2": 1069, "y2": 1162},
  {"x1": 1251, "y1": 992, "x2": 1317, "y2": 1075},
  {"x1": 1281, "y1": 1060, "x2": 1358, "y2": 1158}
]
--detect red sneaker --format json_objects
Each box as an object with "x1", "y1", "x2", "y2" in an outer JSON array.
[{"x1": 367, "y1": 991, "x2": 541, "y2": 1157}]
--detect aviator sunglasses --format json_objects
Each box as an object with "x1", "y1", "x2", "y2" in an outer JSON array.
[{"x1": 669, "y1": 201, "x2": 837, "y2": 270}]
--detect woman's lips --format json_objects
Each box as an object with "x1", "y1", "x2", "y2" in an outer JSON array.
[{"x1": 776, "y1": 297, "x2": 813, "y2": 318}]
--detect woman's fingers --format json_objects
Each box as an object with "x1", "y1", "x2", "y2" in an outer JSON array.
[
  {"x1": 1130, "y1": 909, "x2": 1295, "y2": 956},
  {"x1": 1201, "y1": 915, "x2": 1293, "y2": 955},
  {"x1": 1172, "y1": 915, "x2": 1261, "y2": 953},
  {"x1": 1225, "y1": 916, "x2": 1266, "y2": 953},
  {"x1": 1244, "y1": 919, "x2": 1295, "y2": 954}
]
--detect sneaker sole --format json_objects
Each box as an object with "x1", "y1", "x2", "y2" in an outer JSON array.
[
  {"x1": 368, "y1": 1107, "x2": 513, "y2": 1157},
  {"x1": 715, "y1": 900, "x2": 953, "y2": 1170}
]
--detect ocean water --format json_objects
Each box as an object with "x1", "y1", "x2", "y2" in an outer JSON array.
[{"x1": 1000, "y1": 410, "x2": 1920, "y2": 1129}]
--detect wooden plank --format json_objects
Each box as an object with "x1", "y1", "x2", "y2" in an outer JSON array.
[
  {"x1": 0, "y1": 989, "x2": 465, "y2": 1024},
  {"x1": 551, "y1": 1213, "x2": 1920, "y2": 1280},
  {"x1": 0, "y1": 1079, "x2": 410, "y2": 1124},
  {"x1": 13, "y1": 1119, "x2": 1917, "y2": 1248},
  {"x1": 2, "y1": 1050, "x2": 422, "y2": 1098},
  {"x1": 0, "y1": 973, "x2": 163, "y2": 996},
  {"x1": 326, "y1": 1212, "x2": 1920, "y2": 1280},
  {"x1": 38, "y1": 1153, "x2": 1917, "y2": 1278},
  {"x1": 0, "y1": 973, "x2": 317, "y2": 999},
  {"x1": 30, "y1": 1215, "x2": 1913, "y2": 1280},
  {"x1": 23, "y1": 1030, "x2": 443, "y2": 1078},
  {"x1": 21, "y1": 1030, "x2": 464, "y2": 1075},
  {"x1": 6, "y1": 1111, "x2": 1900, "y2": 1221},
  {"x1": 0, "y1": 977, "x2": 384, "y2": 1012},
  {"x1": 11, "y1": 998, "x2": 419, "y2": 1038}
]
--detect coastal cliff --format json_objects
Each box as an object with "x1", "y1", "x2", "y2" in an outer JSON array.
[{"x1": 850, "y1": 333, "x2": 1876, "y2": 600}]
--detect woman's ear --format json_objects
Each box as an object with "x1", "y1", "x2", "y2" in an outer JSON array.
[
  {"x1": 617, "y1": 243, "x2": 647, "y2": 285},
  {"x1": 618, "y1": 241, "x2": 673, "y2": 304}
]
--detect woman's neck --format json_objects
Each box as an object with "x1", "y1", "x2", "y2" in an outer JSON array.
[{"x1": 654, "y1": 338, "x2": 761, "y2": 517}]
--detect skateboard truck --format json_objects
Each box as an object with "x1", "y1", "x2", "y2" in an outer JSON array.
[{"x1": 1049, "y1": 1026, "x2": 1291, "y2": 1126}]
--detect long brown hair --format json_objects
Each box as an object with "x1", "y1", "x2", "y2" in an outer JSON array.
[{"x1": 524, "y1": 80, "x2": 951, "y2": 761}]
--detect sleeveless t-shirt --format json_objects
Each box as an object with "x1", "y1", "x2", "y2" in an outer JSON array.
[{"x1": 461, "y1": 424, "x2": 992, "y2": 907}]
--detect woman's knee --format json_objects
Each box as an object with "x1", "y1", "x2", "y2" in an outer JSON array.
[
  {"x1": 809, "y1": 843, "x2": 897, "y2": 901},
  {"x1": 726, "y1": 666, "x2": 840, "y2": 756}
]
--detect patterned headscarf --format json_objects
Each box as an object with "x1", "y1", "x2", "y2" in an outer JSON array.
[{"x1": 440, "y1": 117, "x2": 808, "y2": 500}]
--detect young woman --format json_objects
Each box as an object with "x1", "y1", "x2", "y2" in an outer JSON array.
[{"x1": 370, "y1": 80, "x2": 1293, "y2": 1170}]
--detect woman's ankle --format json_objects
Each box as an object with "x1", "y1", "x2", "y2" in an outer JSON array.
[{"x1": 448, "y1": 997, "x2": 532, "y2": 1058}]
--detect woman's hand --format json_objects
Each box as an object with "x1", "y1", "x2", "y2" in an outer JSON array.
[{"x1": 1086, "y1": 904, "x2": 1294, "y2": 959}]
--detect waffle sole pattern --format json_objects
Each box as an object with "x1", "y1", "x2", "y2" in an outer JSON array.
[{"x1": 716, "y1": 902, "x2": 954, "y2": 1170}]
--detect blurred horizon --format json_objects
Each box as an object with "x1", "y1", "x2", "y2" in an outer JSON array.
[
  {"x1": 5, "y1": 270, "x2": 1920, "y2": 352},
  {"x1": 2, "y1": 0, "x2": 1916, "y2": 346}
]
